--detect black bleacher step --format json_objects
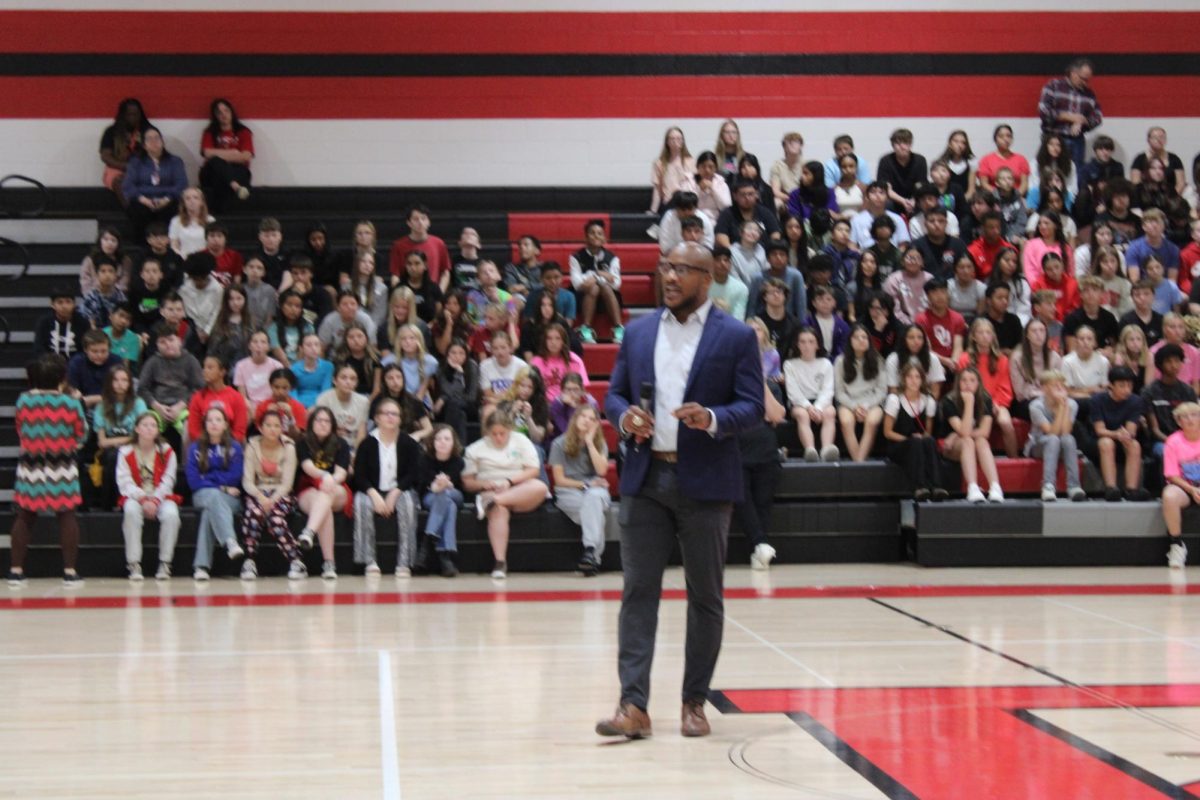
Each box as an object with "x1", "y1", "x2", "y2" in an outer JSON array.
[
  {"x1": 0, "y1": 498, "x2": 904, "y2": 577},
  {"x1": 913, "y1": 501, "x2": 1200, "y2": 566},
  {"x1": 10, "y1": 185, "x2": 647, "y2": 218},
  {"x1": 776, "y1": 461, "x2": 914, "y2": 499}
]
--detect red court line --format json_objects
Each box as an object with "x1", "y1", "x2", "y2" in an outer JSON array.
[
  {"x1": 1, "y1": 11, "x2": 1196, "y2": 54},
  {"x1": 0, "y1": 582, "x2": 1194, "y2": 611},
  {"x1": 3, "y1": 75, "x2": 1198, "y2": 119}
]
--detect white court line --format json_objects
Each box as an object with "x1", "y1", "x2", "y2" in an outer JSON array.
[
  {"x1": 378, "y1": 650, "x2": 402, "y2": 800},
  {"x1": 724, "y1": 613, "x2": 836, "y2": 687},
  {"x1": 1042, "y1": 598, "x2": 1200, "y2": 652}
]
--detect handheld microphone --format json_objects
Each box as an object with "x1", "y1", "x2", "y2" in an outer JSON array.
[{"x1": 639, "y1": 382, "x2": 655, "y2": 414}]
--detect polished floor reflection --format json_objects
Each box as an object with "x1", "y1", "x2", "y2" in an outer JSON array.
[{"x1": 0, "y1": 565, "x2": 1197, "y2": 799}]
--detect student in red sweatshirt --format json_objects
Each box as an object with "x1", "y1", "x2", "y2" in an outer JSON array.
[
  {"x1": 1029, "y1": 252, "x2": 1080, "y2": 322},
  {"x1": 188, "y1": 354, "x2": 248, "y2": 443}
]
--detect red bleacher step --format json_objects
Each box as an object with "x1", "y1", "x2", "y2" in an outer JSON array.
[
  {"x1": 960, "y1": 458, "x2": 1086, "y2": 494},
  {"x1": 583, "y1": 344, "x2": 618, "y2": 378},
  {"x1": 508, "y1": 213, "x2": 609, "y2": 244}
]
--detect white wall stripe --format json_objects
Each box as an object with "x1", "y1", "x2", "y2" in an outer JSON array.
[{"x1": 3, "y1": 117, "x2": 1197, "y2": 189}]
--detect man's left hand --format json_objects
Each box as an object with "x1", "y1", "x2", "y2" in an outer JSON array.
[{"x1": 673, "y1": 403, "x2": 712, "y2": 430}]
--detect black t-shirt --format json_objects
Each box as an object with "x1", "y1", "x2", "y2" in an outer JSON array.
[
  {"x1": 1142, "y1": 379, "x2": 1197, "y2": 439},
  {"x1": 452, "y1": 255, "x2": 481, "y2": 291},
  {"x1": 1090, "y1": 391, "x2": 1145, "y2": 432},
  {"x1": 1131, "y1": 152, "x2": 1185, "y2": 185},
  {"x1": 756, "y1": 312, "x2": 798, "y2": 352},
  {"x1": 1062, "y1": 307, "x2": 1121, "y2": 349},
  {"x1": 254, "y1": 246, "x2": 291, "y2": 289},
  {"x1": 935, "y1": 393, "x2": 994, "y2": 439},
  {"x1": 1095, "y1": 211, "x2": 1142, "y2": 246},
  {"x1": 1118, "y1": 309, "x2": 1163, "y2": 349},
  {"x1": 339, "y1": 354, "x2": 377, "y2": 396},
  {"x1": 136, "y1": 246, "x2": 184, "y2": 290},
  {"x1": 716, "y1": 205, "x2": 782, "y2": 244},
  {"x1": 298, "y1": 286, "x2": 333, "y2": 327},
  {"x1": 914, "y1": 235, "x2": 969, "y2": 280},
  {"x1": 406, "y1": 276, "x2": 444, "y2": 324},
  {"x1": 418, "y1": 453, "x2": 465, "y2": 494},
  {"x1": 877, "y1": 152, "x2": 929, "y2": 201},
  {"x1": 294, "y1": 437, "x2": 352, "y2": 485},
  {"x1": 984, "y1": 311, "x2": 1024, "y2": 351}
]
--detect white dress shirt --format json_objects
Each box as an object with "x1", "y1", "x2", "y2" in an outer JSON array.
[
  {"x1": 651, "y1": 300, "x2": 717, "y2": 451},
  {"x1": 375, "y1": 431, "x2": 398, "y2": 492}
]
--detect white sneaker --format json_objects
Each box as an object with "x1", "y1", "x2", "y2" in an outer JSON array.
[
  {"x1": 240, "y1": 559, "x2": 258, "y2": 581},
  {"x1": 287, "y1": 560, "x2": 308, "y2": 580},
  {"x1": 155, "y1": 562, "x2": 171, "y2": 581},
  {"x1": 988, "y1": 484, "x2": 1005, "y2": 503},
  {"x1": 365, "y1": 561, "x2": 382, "y2": 576},
  {"x1": 128, "y1": 562, "x2": 144, "y2": 582},
  {"x1": 321, "y1": 561, "x2": 337, "y2": 580},
  {"x1": 820, "y1": 444, "x2": 840, "y2": 462},
  {"x1": 1068, "y1": 487, "x2": 1087, "y2": 502},
  {"x1": 475, "y1": 494, "x2": 487, "y2": 520},
  {"x1": 394, "y1": 565, "x2": 412, "y2": 578},
  {"x1": 226, "y1": 540, "x2": 245, "y2": 561},
  {"x1": 1168, "y1": 541, "x2": 1188, "y2": 569},
  {"x1": 750, "y1": 543, "x2": 776, "y2": 571},
  {"x1": 193, "y1": 567, "x2": 210, "y2": 582},
  {"x1": 966, "y1": 484, "x2": 985, "y2": 504},
  {"x1": 491, "y1": 560, "x2": 507, "y2": 580},
  {"x1": 1041, "y1": 483, "x2": 1057, "y2": 502},
  {"x1": 298, "y1": 529, "x2": 315, "y2": 551},
  {"x1": 803, "y1": 447, "x2": 819, "y2": 462}
]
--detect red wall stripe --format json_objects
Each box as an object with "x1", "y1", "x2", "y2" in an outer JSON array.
[
  {"x1": 1, "y1": 75, "x2": 1196, "y2": 119},
  {"x1": 0, "y1": 10, "x2": 1197, "y2": 55}
]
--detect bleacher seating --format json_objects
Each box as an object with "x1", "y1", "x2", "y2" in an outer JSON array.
[{"x1": 0, "y1": 185, "x2": 1195, "y2": 578}]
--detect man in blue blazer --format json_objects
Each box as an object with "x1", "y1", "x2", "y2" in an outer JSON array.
[{"x1": 595, "y1": 242, "x2": 764, "y2": 740}]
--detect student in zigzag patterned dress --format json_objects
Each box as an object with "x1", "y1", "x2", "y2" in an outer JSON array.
[{"x1": 7, "y1": 354, "x2": 90, "y2": 587}]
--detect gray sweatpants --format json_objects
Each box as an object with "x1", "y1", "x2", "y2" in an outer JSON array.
[{"x1": 554, "y1": 486, "x2": 612, "y2": 557}]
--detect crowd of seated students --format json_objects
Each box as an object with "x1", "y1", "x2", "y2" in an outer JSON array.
[
  {"x1": 643, "y1": 119, "x2": 1200, "y2": 569},
  {"x1": 14, "y1": 108, "x2": 1200, "y2": 584}
]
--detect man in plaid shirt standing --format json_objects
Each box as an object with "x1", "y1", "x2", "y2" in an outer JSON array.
[{"x1": 1038, "y1": 57, "x2": 1103, "y2": 178}]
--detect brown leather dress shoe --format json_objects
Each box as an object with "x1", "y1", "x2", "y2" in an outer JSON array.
[
  {"x1": 595, "y1": 702, "x2": 652, "y2": 739},
  {"x1": 681, "y1": 699, "x2": 711, "y2": 737}
]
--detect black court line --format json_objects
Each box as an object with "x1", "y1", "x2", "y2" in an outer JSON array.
[
  {"x1": 870, "y1": 596, "x2": 1200, "y2": 797},
  {"x1": 711, "y1": 689, "x2": 918, "y2": 798},
  {"x1": 1010, "y1": 709, "x2": 1200, "y2": 800},
  {"x1": 0, "y1": 52, "x2": 1197, "y2": 78},
  {"x1": 785, "y1": 711, "x2": 919, "y2": 800}
]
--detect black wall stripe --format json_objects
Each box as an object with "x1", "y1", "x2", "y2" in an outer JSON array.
[{"x1": 0, "y1": 52, "x2": 1197, "y2": 78}]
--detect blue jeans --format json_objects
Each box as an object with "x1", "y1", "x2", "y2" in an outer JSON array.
[
  {"x1": 1063, "y1": 134, "x2": 1087, "y2": 181},
  {"x1": 423, "y1": 489, "x2": 463, "y2": 553},
  {"x1": 192, "y1": 488, "x2": 242, "y2": 569}
]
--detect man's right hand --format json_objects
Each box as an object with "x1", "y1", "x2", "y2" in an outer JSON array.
[{"x1": 622, "y1": 407, "x2": 655, "y2": 444}]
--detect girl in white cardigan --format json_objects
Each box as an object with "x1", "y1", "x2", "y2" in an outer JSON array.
[
  {"x1": 834, "y1": 324, "x2": 889, "y2": 461},
  {"x1": 784, "y1": 327, "x2": 837, "y2": 461},
  {"x1": 116, "y1": 412, "x2": 181, "y2": 581}
]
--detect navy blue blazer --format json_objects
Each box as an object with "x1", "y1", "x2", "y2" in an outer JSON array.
[{"x1": 604, "y1": 304, "x2": 764, "y2": 503}]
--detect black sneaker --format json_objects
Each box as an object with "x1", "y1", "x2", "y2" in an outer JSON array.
[
  {"x1": 414, "y1": 535, "x2": 436, "y2": 576},
  {"x1": 931, "y1": 488, "x2": 950, "y2": 502},
  {"x1": 438, "y1": 552, "x2": 459, "y2": 578},
  {"x1": 1104, "y1": 487, "x2": 1123, "y2": 502},
  {"x1": 6, "y1": 570, "x2": 25, "y2": 587},
  {"x1": 577, "y1": 546, "x2": 597, "y2": 573},
  {"x1": 62, "y1": 571, "x2": 84, "y2": 587},
  {"x1": 1125, "y1": 488, "x2": 1152, "y2": 502},
  {"x1": 914, "y1": 488, "x2": 931, "y2": 502}
]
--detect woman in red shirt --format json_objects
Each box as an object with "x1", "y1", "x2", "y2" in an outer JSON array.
[
  {"x1": 188, "y1": 354, "x2": 249, "y2": 443},
  {"x1": 956, "y1": 317, "x2": 1018, "y2": 457},
  {"x1": 199, "y1": 98, "x2": 254, "y2": 213}
]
